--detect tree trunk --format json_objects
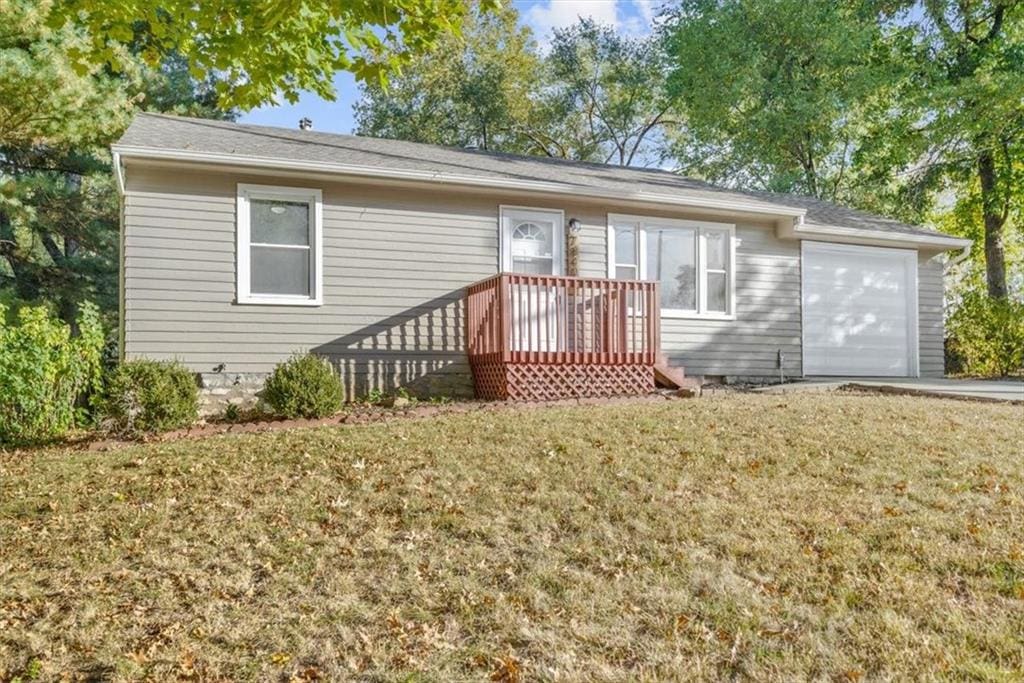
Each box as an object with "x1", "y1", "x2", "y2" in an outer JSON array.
[
  {"x1": 0, "y1": 209, "x2": 27, "y2": 296},
  {"x1": 977, "y1": 149, "x2": 1008, "y2": 299}
]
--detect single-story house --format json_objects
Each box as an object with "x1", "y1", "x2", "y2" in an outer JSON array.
[{"x1": 112, "y1": 113, "x2": 971, "y2": 405}]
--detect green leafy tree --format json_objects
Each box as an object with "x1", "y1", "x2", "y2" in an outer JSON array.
[
  {"x1": 1, "y1": 2, "x2": 236, "y2": 329},
  {"x1": 47, "y1": 0, "x2": 492, "y2": 110},
  {"x1": 357, "y1": 12, "x2": 672, "y2": 166},
  {"x1": 662, "y1": 0, "x2": 904, "y2": 201},
  {"x1": 887, "y1": 0, "x2": 1023, "y2": 300},
  {"x1": 355, "y1": 4, "x2": 542, "y2": 152},
  {"x1": 0, "y1": 1, "x2": 133, "y2": 154},
  {"x1": 544, "y1": 19, "x2": 675, "y2": 166},
  {"x1": 0, "y1": 159, "x2": 121, "y2": 326},
  {"x1": 931, "y1": 157, "x2": 1023, "y2": 301},
  {"x1": 662, "y1": 0, "x2": 1022, "y2": 300},
  {"x1": 1, "y1": 1, "x2": 134, "y2": 323}
]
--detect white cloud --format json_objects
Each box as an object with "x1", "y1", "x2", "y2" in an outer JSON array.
[
  {"x1": 524, "y1": 0, "x2": 621, "y2": 38},
  {"x1": 635, "y1": 0, "x2": 656, "y2": 25},
  {"x1": 520, "y1": 0, "x2": 661, "y2": 49}
]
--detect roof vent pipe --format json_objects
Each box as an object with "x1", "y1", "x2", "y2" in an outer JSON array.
[{"x1": 299, "y1": 117, "x2": 313, "y2": 131}]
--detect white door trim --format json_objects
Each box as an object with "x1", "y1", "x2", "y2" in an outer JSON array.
[
  {"x1": 498, "y1": 205, "x2": 565, "y2": 275},
  {"x1": 801, "y1": 240, "x2": 920, "y2": 377}
]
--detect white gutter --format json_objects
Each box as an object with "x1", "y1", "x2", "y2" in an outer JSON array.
[
  {"x1": 944, "y1": 242, "x2": 972, "y2": 274},
  {"x1": 782, "y1": 215, "x2": 972, "y2": 251},
  {"x1": 110, "y1": 144, "x2": 809, "y2": 221}
]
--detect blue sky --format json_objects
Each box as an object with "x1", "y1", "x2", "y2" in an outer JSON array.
[{"x1": 238, "y1": 1, "x2": 658, "y2": 134}]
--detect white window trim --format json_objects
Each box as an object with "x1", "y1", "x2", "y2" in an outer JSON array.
[
  {"x1": 237, "y1": 183, "x2": 323, "y2": 306},
  {"x1": 499, "y1": 205, "x2": 565, "y2": 275},
  {"x1": 607, "y1": 214, "x2": 736, "y2": 320}
]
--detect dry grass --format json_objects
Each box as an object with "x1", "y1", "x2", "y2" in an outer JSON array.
[{"x1": 1, "y1": 393, "x2": 1022, "y2": 681}]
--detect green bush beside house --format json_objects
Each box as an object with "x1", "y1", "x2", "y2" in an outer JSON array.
[
  {"x1": 0, "y1": 303, "x2": 104, "y2": 446},
  {"x1": 261, "y1": 354, "x2": 344, "y2": 419},
  {"x1": 947, "y1": 290, "x2": 1024, "y2": 377},
  {"x1": 100, "y1": 360, "x2": 199, "y2": 436}
]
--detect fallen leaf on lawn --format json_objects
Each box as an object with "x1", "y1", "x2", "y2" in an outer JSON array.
[
  {"x1": 490, "y1": 654, "x2": 521, "y2": 682},
  {"x1": 290, "y1": 665, "x2": 322, "y2": 681}
]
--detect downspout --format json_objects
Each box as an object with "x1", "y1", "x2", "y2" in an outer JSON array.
[
  {"x1": 113, "y1": 151, "x2": 126, "y2": 361},
  {"x1": 942, "y1": 243, "x2": 972, "y2": 311},
  {"x1": 113, "y1": 150, "x2": 125, "y2": 195},
  {"x1": 944, "y1": 243, "x2": 971, "y2": 275}
]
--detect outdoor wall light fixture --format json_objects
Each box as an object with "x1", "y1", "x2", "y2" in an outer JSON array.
[{"x1": 567, "y1": 217, "x2": 582, "y2": 234}]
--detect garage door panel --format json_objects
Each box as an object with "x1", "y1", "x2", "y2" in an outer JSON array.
[
  {"x1": 806, "y1": 273, "x2": 906, "y2": 293},
  {"x1": 802, "y1": 313, "x2": 905, "y2": 330},
  {"x1": 822, "y1": 355, "x2": 908, "y2": 375},
  {"x1": 810, "y1": 295, "x2": 907, "y2": 314},
  {"x1": 802, "y1": 333, "x2": 910, "y2": 353},
  {"x1": 802, "y1": 242, "x2": 918, "y2": 377},
  {"x1": 804, "y1": 310, "x2": 910, "y2": 331},
  {"x1": 803, "y1": 319, "x2": 909, "y2": 343}
]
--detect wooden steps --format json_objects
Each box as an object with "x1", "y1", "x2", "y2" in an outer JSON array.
[
  {"x1": 653, "y1": 361, "x2": 703, "y2": 397},
  {"x1": 654, "y1": 363, "x2": 687, "y2": 389}
]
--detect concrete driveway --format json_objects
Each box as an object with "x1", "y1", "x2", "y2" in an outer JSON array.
[{"x1": 758, "y1": 377, "x2": 1024, "y2": 403}]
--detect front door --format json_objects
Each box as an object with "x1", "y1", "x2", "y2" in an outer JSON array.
[{"x1": 500, "y1": 207, "x2": 564, "y2": 352}]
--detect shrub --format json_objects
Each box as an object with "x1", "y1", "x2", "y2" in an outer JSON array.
[
  {"x1": 222, "y1": 403, "x2": 242, "y2": 423},
  {"x1": 101, "y1": 359, "x2": 199, "y2": 436},
  {"x1": 262, "y1": 354, "x2": 344, "y2": 418},
  {"x1": 0, "y1": 302, "x2": 104, "y2": 446},
  {"x1": 946, "y1": 290, "x2": 1024, "y2": 377}
]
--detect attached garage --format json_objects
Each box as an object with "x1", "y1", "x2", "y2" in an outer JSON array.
[{"x1": 801, "y1": 241, "x2": 919, "y2": 377}]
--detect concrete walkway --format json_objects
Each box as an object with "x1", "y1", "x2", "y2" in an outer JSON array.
[{"x1": 757, "y1": 377, "x2": 1024, "y2": 403}]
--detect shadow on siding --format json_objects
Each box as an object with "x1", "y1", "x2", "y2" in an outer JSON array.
[{"x1": 310, "y1": 289, "x2": 473, "y2": 400}]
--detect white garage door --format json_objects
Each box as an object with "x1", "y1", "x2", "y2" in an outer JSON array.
[{"x1": 802, "y1": 242, "x2": 919, "y2": 377}]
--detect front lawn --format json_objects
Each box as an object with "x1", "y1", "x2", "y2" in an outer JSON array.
[{"x1": 1, "y1": 394, "x2": 1021, "y2": 680}]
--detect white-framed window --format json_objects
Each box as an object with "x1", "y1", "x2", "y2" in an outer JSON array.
[
  {"x1": 236, "y1": 183, "x2": 323, "y2": 306},
  {"x1": 608, "y1": 214, "x2": 736, "y2": 319}
]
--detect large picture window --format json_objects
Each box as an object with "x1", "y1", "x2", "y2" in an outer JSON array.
[
  {"x1": 237, "y1": 184, "x2": 322, "y2": 305},
  {"x1": 608, "y1": 215, "x2": 735, "y2": 318}
]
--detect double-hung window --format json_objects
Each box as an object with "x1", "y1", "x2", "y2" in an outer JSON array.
[
  {"x1": 237, "y1": 184, "x2": 322, "y2": 305},
  {"x1": 609, "y1": 215, "x2": 735, "y2": 318}
]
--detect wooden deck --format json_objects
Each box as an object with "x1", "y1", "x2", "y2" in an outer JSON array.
[{"x1": 466, "y1": 273, "x2": 660, "y2": 400}]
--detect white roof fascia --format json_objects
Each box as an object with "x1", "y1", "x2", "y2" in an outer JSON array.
[
  {"x1": 779, "y1": 215, "x2": 971, "y2": 251},
  {"x1": 111, "y1": 145, "x2": 809, "y2": 221}
]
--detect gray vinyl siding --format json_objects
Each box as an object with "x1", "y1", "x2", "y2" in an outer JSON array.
[
  {"x1": 123, "y1": 164, "x2": 943, "y2": 396},
  {"x1": 124, "y1": 167, "x2": 496, "y2": 397},
  {"x1": 571, "y1": 213, "x2": 801, "y2": 380},
  {"x1": 918, "y1": 252, "x2": 946, "y2": 377},
  {"x1": 664, "y1": 227, "x2": 800, "y2": 379},
  {"x1": 123, "y1": 168, "x2": 643, "y2": 396}
]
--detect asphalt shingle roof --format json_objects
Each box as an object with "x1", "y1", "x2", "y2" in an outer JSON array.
[{"x1": 117, "y1": 113, "x2": 954, "y2": 240}]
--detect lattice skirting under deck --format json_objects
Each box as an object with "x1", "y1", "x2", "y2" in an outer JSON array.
[{"x1": 470, "y1": 360, "x2": 654, "y2": 401}]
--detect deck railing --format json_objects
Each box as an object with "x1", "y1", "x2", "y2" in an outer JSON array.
[{"x1": 466, "y1": 273, "x2": 660, "y2": 366}]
